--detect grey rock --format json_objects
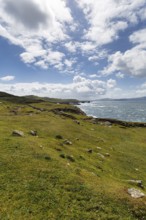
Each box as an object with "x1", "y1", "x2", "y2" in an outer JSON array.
[
  {"x1": 30, "y1": 130, "x2": 37, "y2": 136},
  {"x1": 105, "y1": 153, "x2": 110, "y2": 157},
  {"x1": 96, "y1": 147, "x2": 102, "y2": 150},
  {"x1": 128, "y1": 188, "x2": 145, "y2": 198},
  {"x1": 12, "y1": 130, "x2": 24, "y2": 137},
  {"x1": 87, "y1": 149, "x2": 93, "y2": 153},
  {"x1": 104, "y1": 121, "x2": 112, "y2": 126},
  {"x1": 56, "y1": 134, "x2": 63, "y2": 139},
  {"x1": 63, "y1": 139, "x2": 72, "y2": 145},
  {"x1": 97, "y1": 153, "x2": 105, "y2": 159},
  {"x1": 66, "y1": 155, "x2": 75, "y2": 162},
  {"x1": 74, "y1": 120, "x2": 80, "y2": 125}
]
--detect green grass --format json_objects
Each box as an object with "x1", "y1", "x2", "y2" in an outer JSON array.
[{"x1": 0, "y1": 100, "x2": 146, "y2": 219}]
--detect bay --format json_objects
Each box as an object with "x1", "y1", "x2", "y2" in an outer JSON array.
[{"x1": 79, "y1": 100, "x2": 146, "y2": 122}]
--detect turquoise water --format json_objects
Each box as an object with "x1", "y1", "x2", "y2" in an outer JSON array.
[{"x1": 79, "y1": 100, "x2": 146, "y2": 122}]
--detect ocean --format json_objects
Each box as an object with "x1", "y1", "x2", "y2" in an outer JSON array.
[{"x1": 79, "y1": 100, "x2": 146, "y2": 122}]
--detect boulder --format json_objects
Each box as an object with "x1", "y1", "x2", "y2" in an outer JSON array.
[
  {"x1": 12, "y1": 130, "x2": 24, "y2": 137},
  {"x1": 128, "y1": 188, "x2": 145, "y2": 198}
]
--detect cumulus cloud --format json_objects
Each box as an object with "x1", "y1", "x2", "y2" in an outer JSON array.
[
  {"x1": 0, "y1": 0, "x2": 74, "y2": 70},
  {"x1": 0, "y1": 76, "x2": 117, "y2": 99},
  {"x1": 0, "y1": 75, "x2": 15, "y2": 81},
  {"x1": 102, "y1": 28, "x2": 146, "y2": 77},
  {"x1": 76, "y1": 0, "x2": 146, "y2": 47}
]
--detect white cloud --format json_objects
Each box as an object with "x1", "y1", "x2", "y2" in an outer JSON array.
[
  {"x1": 0, "y1": 0, "x2": 74, "y2": 70},
  {"x1": 64, "y1": 41, "x2": 78, "y2": 53},
  {"x1": 116, "y1": 72, "x2": 124, "y2": 79},
  {"x1": 0, "y1": 75, "x2": 15, "y2": 81},
  {"x1": 76, "y1": 0, "x2": 146, "y2": 46},
  {"x1": 106, "y1": 79, "x2": 116, "y2": 88},
  {"x1": 88, "y1": 74, "x2": 97, "y2": 78},
  {"x1": 0, "y1": 76, "x2": 117, "y2": 99},
  {"x1": 102, "y1": 28, "x2": 146, "y2": 77}
]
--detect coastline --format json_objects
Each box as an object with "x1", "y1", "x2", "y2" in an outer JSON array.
[{"x1": 76, "y1": 102, "x2": 146, "y2": 128}]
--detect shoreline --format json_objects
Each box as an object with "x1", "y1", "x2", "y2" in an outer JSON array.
[{"x1": 76, "y1": 103, "x2": 146, "y2": 128}]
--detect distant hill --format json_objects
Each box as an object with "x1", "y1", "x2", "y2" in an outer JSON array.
[
  {"x1": 97, "y1": 97, "x2": 146, "y2": 101},
  {"x1": 0, "y1": 91, "x2": 79, "y2": 104}
]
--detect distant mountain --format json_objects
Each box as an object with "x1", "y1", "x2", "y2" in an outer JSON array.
[{"x1": 97, "y1": 97, "x2": 146, "y2": 101}]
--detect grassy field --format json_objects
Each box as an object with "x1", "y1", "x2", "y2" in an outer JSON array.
[{"x1": 0, "y1": 97, "x2": 146, "y2": 219}]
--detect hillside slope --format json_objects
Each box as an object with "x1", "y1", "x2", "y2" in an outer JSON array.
[{"x1": 0, "y1": 98, "x2": 146, "y2": 219}]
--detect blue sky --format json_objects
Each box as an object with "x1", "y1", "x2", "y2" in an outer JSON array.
[{"x1": 0, "y1": 0, "x2": 146, "y2": 99}]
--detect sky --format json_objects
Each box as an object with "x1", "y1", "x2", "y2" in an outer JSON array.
[{"x1": 0, "y1": 0, "x2": 146, "y2": 100}]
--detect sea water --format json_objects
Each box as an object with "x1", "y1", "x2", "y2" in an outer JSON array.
[{"x1": 79, "y1": 100, "x2": 146, "y2": 122}]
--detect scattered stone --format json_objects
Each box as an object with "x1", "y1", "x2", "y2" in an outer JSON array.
[
  {"x1": 127, "y1": 180, "x2": 144, "y2": 189},
  {"x1": 104, "y1": 121, "x2": 112, "y2": 126},
  {"x1": 91, "y1": 128, "x2": 95, "y2": 131},
  {"x1": 135, "y1": 168, "x2": 139, "y2": 171},
  {"x1": 87, "y1": 149, "x2": 93, "y2": 153},
  {"x1": 44, "y1": 155, "x2": 51, "y2": 161},
  {"x1": 56, "y1": 134, "x2": 63, "y2": 139},
  {"x1": 60, "y1": 153, "x2": 66, "y2": 158},
  {"x1": 105, "y1": 153, "x2": 110, "y2": 157},
  {"x1": 30, "y1": 130, "x2": 37, "y2": 136},
  {"x1": 97, "y1": 153, "x2": 105, "y2": 159},
  {"x1": 63, "y1": 139, "x2": 72, "y2": 145},
  {"x1": 79, "y1": 155, "x2": 85, "y2": 160},
  {"x1": 96, "y1": 138, "x2": 106, "y2": 143},
  {"x1": 96, "y1": 147, "x2": 102, "y2": 150},
  {"x1": 74, "y1": 120, "x2": 80, "y2": 125},
  {"x1": 128, "y1": 188, "x2": 145, "y2": 198},
  {"x1": 66, "y1": 155, "x2": 75, "y2": 162},
  {"x1": 40, "y1": 145, "x2": 43, "y2": 148},
  {"x1": 55, "y1": 148, "x2": 62, "y2": 152},
  {"x1": 12, "y1": 130, "x2": 24, "y2": 137}
]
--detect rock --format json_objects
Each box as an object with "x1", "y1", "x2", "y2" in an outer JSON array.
[
  {"x1": 128, "y1": 188, "x2": 145, "y2": 198},
  {"x1": 87, "y1": 149, "x2": 93, "y2": 153},
  {"x1": 56, "y1": 134, "x2": 63, "y2": 139},
  {"x1": 74, "y1": 120, "x2": 80, "y2": 125},
  {"x1": 97, "y1": 153, "x2": 105, "y2": 159},
  {"x1": 75, "y1": 138, "x2": 80, "y2": 141},
  {"x1": 66, "y1": 155, "x2": 75, "y2": 162},
  {"x1": 127, "y1": 180, "x2": 144, "y2": 189},
  {"x1": 104, "y1": 121, "x2": 112, "y2": 126},
  {"x1": 30, "y1": 130, "x2": 37, "y2": 136},
  {"x1": 60, "y1": 153, "x2": 66, "y2": 158},
  {"x1": 96, "y1": 147, "x2": 102, "y2": 150},
  {"x1": 12, "y1": 130, "x2": 24, "y2": 137},
  {"x1": 44, "y1": 155, "x2": 51, "y2": 160},
  {"x1": 63, "y1": 139, "x2": 72, "y2": 145},
  {"x1": 55, "y1": 148, "x2": 62, "y2": 152},
  {"x1": 105, "y1": 153, "x2": 110, "y2": 157}
]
